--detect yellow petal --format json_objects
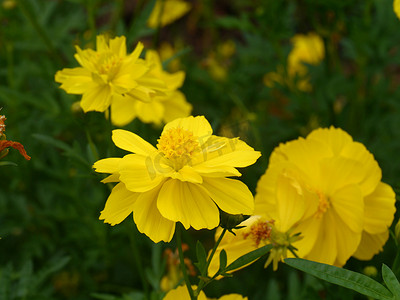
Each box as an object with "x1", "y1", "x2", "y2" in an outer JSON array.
[
  {"x1": 133, "y1": 184, "x2": 176, "y2": 243},
  {"x1": 167, "y1": 165, "x2": 203, "y2": 183},
  {"x1": 109, "y1": 36, "x2": 127, "y2": 57},
  {"x1": 162, "y1": 116, "x2": 213, "y2": 146},
  {"x1": 194, "y1": 136, "x2": 261, "y2": 169},
  {"x1": 330, "y1": 208, "x2": 362, "y2": 266},
  {"x1": 304, "y1": 213, "x2": 337, "y2": 265},
  {"x1": 135, "y1": 100, "x2": 165, "y2": 124},
  {"x1": 395, "y1": 0, "x2": 400, "y2": 19},
  {"x1": 330, "y1": 184, "x2": 364, "y2": 233},
  {"x1": 112, "y1": 129, "x2": 157, "y2": 155},
  {"x1": 363, "y1": 182, "x2": 396, "y2": 234},
  {"x1": 111, "y1": 94, "x2": 137, "y2": 126},
  {"x1": 55, "y1": 67, "x2": 92, "y2": 94},
  {"x1": 341, "y1": 141, "x2": 381, "y2": 196},
  {"x1": 96, "y1": 34, "x2": 108, "y2": 52},
  {"x1": 307, "y1": 126, "x2": 353, "y2": 156},
  {"x1": 157, "y1": 180, "x2": 219, "y2": 230},
  {"x1": 80, "y1": 84, "x2": 111, "y2": 112},
  {"x1": 352, "y1": 230, "x2": 389, "y2": 261},
  {"x1": 275, "y1": 170, "x2": 305, "y2": 232},
  {"x1": 269, "y1": 138, "x2": 332, "y2": 186},
  {"x1": 164, "y1": 285, "x2": 207, "y2": 300},
  {"x1": 318, "y1": 156, "x2": 365, "y2": 196},
  {"x1": 93, "y1": 157, "x2": 121, "y2": 173},
  {"x1": 292, "y1": 216, "x2": 321, "y2": 258},
  {"x1": 192, "y1": 164, "x2": 241, "y2": 178},
  {"x1": 202, "y1": 177, "x2": 254, "y2": 215},
  {"x1": 119, "y1": 154, "x2": 165, "y2": 192},
  {"x1": 147, "y1": 0, "x2": 192, "y2": 29},
  {"x1": 162, "y1": 91, "x2": 192, "y2": 123},
  {"x1": 99, "y1": 183, "x2": 139, "y2": 225},
  {"x1": 101, "y1": 174, "x2": 120, "y2": 183}
]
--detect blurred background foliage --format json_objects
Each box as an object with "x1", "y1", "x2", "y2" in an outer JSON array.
[{"x1": 1, "y1": 0, "x2": 400, "y2": 299}]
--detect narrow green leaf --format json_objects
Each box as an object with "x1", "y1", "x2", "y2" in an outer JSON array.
[
  {"x1": 195, "y1": 241, "x2": 207, "y2": 275},
  {"x1": 127, "y1": 0, "x2": 157, "y2": 41},
  {"x1": 382, "y1": 264, "x2": 400, "y2": 299},
  {"x1": 285, "y1": 258, "x2": 393, "y2": 300},
  {"x1": 219, "y1": 249, "x2": 227, "y2": 271},
  {"x1": 224, "y1": 244, "x2": 272, "y2": 272}
]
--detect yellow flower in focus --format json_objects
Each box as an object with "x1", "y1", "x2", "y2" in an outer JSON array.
[
  {"x1": 163, "y1": 285, "x2": 247, "y2": 300},
  {"x1": 111, "y1": 50, "x2": 192, "y2": 126},
  {"x1": 148, "y1": 0, "x2": 191, "y2": 29},
  {"x1": 264, "y1": 33, "x2": 324, "y2": 91},
  {"x1": 255, "y1": 127, "x2": 396, "y2": 266},
  {"x1": 55, "y1": 35, "x2": 167, "y2": 114},
  {"x1": 93, "y1": 116, "x2": 261, "y2": 243},
  {"x1": 394, "y1": 0, "x2": 400, "y2": 19}
]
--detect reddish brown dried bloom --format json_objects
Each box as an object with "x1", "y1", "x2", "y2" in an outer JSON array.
[{"x1": 0, "y1": 140, "x2": 31, "y2": 160}]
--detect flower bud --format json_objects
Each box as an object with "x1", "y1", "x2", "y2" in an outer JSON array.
[{"x1": 219, "y1": 210, "x2": 249, "y2": 232}]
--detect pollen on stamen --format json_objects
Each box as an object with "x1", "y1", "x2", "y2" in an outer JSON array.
[
  {"x1": 243, "y1": 219, "x2": 275, "y2": 247},
  {"x1": 157, "y1": 127, "x2": 200, "y2": 159},
  {"x1": 315, "y1": 190, "x2": 330, "y2": 219}
]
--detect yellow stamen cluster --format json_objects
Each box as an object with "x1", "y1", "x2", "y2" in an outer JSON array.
[
  {"x1": 157, "y1": 127, "x2": 200, "y2": 170},
  {"x1": 243, "y1": 219, "x2": 275, "y2": 247},
  {"x1": 315, "y1": 190, "x2": 330, "y2": 219}
]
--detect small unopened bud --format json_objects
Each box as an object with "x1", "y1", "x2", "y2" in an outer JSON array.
[
  {"x1": 219, "y1": 210, "x2": 249, "y2": 232},
  {"x1": 363, "y1": 266, "x2": 378, "y2": 277}
]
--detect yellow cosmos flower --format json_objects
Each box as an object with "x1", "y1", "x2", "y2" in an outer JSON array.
[
  {"x1": 55, "y1": 35, "x2": 167, "y2": 114},
  {"x1": 163, "y1": 285, "x2": 247, "y2": 300},
  {"x1": 111, "y1": 50, "x2": 192, "y2": 126},
  {"x1": 264, "y1": 32, "x2": 324, "y2": 91},
  {"x1": 148, "y1": 0, "x2": 191, "y2": 29},
  {"x1": 394, "y1": 0, "x2": 400, "y2": 19},
  {"x1": 93, "y1": 116, "x2": 261, "y2": 243},
  {"x1": 255, "y1": 126, "x2": 396, "y2": 266}
]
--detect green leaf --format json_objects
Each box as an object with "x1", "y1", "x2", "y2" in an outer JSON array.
[
  {"x1": 285, "y1": 258, "x2": 393, "y2": 300},
  {"x1": 195, "y1": 241, "x2": 207, "y2": 275},
  {"x1": 224, "y1": 244, "x2": 273, "y2": 273},
  {"x1": 218, "y1": 249, "x2": 227, "y2": 272},
  {"x1": 382, "y1": 264, "x2": 400, "y2": 299}
]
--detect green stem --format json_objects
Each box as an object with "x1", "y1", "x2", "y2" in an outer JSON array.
[
  {"x1": 152, "y1": 0, "x2": 165, "y2": 48},
  {"x1": 176, "y1": 225, "x2": 196, "y2": 299},
  {"x1": 128, "y1": 225, "x2": 150, "y2": 299},
  {"x1": 196, "y1": 228, "x2": 227, "y2": 292}
]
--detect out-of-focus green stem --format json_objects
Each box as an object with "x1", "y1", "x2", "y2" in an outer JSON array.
[
  {"x1": 392, "y1": 249, "x2": 400, "y2": 280},
  {"x1": 152, "y1": 0, "x2": 165, "y2": 48},
  {"x1": 110, "y1": 0, "x2": 124, "y2": 32},
  {"x1": 177, "y1": 225, "x2": 196, "y2": 299}
]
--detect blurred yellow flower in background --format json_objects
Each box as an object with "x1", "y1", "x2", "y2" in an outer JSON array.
[
  {"x1": 93, "y1": 116, "x2": 260, "y2": 242},
  {"x1": 147, "y1": 0, "x2": 191, "y2": 29},
  {"x1": 208, "y1": 167, "x2": 305, "y2": 274},
  {"x1": 394, "y1": 0, "x2": 400, "y2": 19},
  {"x1": 264, "y1": 32, "x2": 325, "y2": 91},
  {"x1": 55, "y1": 35, "x2": 167, "y2": 116},
  {"x1": 255, "y1": 127, "x2": 396, "y2": 266},
  {"x1": 111, "y1": 49, "x2": 192, "y2": 126},
  {"x1": 163, "y1": 285, "x2": 248, "y2": 300}
]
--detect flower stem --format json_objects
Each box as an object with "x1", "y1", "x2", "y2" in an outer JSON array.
[
  {"x1": 176, "y1": 224, "x2": 196, "y2": 299},
  {"x1": 392, "y1": 248, "x2": 400, "y2": 279},
  {"x1": 196, "y1": 228, "x2": 227, "y2": 292}
]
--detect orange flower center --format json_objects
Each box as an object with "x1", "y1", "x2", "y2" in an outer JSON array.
[
  {"x1": 96, "y1": 53, "x2": 123, "y2": 80},
  {"x1": 157, "y1": 127, "x2": 200, "y2": 170},
  {"x1": 243, "y1": 219, "x2": 275, "y2": 247}
]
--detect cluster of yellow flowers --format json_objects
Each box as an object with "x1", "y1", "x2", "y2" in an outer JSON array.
[{"x1": 55, "y1": 35, "x2": 191, "y2": 126}]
